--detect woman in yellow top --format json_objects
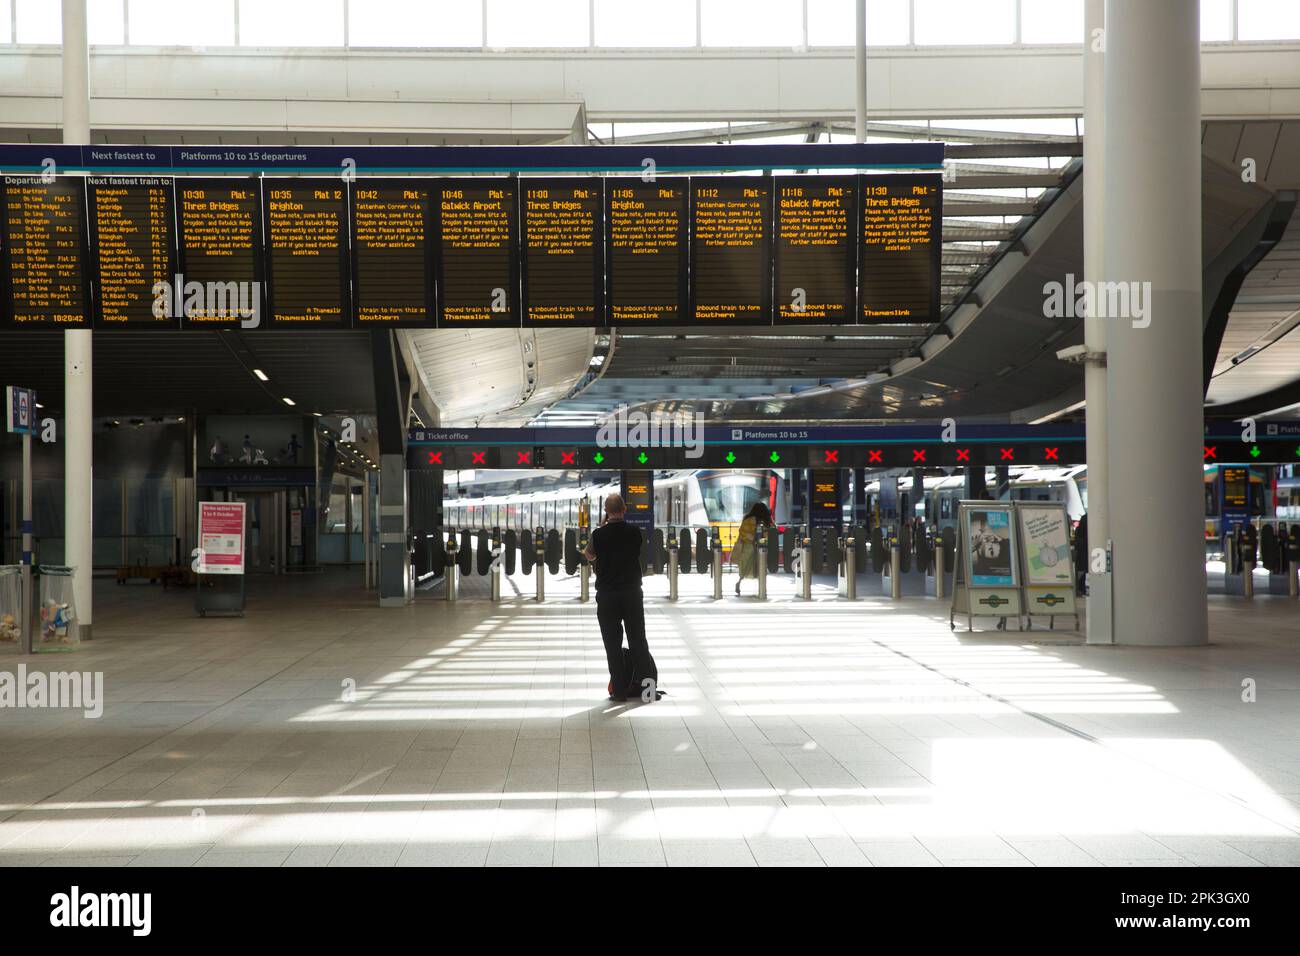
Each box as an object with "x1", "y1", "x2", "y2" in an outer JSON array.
[{"x1": 732, "y1": 502, "x2": 773, "y2": 596}]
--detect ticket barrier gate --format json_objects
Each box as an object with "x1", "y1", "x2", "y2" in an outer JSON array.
[
  {"x1": 667, "y1": 537, "x2": 679, "y2": 602},
  {"x1": 534, "y1": 526, "x2": 546, "y2": 603},
  {"x1": 444, "y1": 534, "x2": 458, "y2": 603},
  {"x1": 756, "y1": 530, "x2": 768, "y2": 601},
  {"x1": 837, "y1": 535, "x2": 857, "y2": 601},
  {"x1": 711, "y1": 530, "x2": 723, "y2": 600},
  {"x1": 489, "y1": 535, "x2": 503, "y2": 603},
  {"x1": 798, "y1": 535, "x2": 813, "y2": 601},
  {"x1": 579, "y1": 528, "x2": 591, "y2": 603},
  {"x1": 1224, "y1": 525, "x2": 1257, "y2": 598}
]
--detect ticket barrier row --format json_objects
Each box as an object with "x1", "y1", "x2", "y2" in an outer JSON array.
[{"x1": 1223, "y1": 523, "x2": 1300, "y2": 598}]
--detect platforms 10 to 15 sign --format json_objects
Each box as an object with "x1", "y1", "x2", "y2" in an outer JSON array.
[{"x1": 0, "y1": 173, "x2": 941, "y2": 331}]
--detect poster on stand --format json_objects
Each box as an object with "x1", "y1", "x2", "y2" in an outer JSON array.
[
  {"x1": 1018, "y1": 504, "x2": 1073, "y2": 586},
  {"x1": 198, "y1": 502, "x2": 246, "y2": 575},
  {"x1": 966, "y1": 506, "x2": 1015, "y2": 587}
]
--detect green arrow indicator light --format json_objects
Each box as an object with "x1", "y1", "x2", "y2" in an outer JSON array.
[
  {"x1": 1295, "y1": 446, "x2": 1300, "y2": 458},
  {"x1": 593, "y1": 451, "x2": 605, "y2": 464},
  {"x1": 725, "y1": 451, "x2": 737, "y2": 464},
  {"x1": 637, "y1": 452, "x2": 649, "y2": 464},
  {"x1": 1249, "y1": 445, "x2": 1261, "y2": 458},
  {"x1": 769, "y1": 451, "x2": 781, "y2": 464}
]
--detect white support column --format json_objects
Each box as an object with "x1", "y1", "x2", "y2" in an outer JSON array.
[
  {"x1": 1083, "y1": 0, "x2": 1112, "y2": 644},
  {"x1": 63, "y1": 0, "x2": 93, "y2": 639},
  {"x1": 1103, "y1": 0, "x2": 1207, "y2": 646},
  {"x1": 854, "y1": 0, "x2": 867, "y2": 143}
]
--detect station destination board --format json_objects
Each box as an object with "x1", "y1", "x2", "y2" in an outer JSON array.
[
  {"x1": 433, "y1": 178, "x2": 519, "y2": 327},
  {"x1": 605, "y1": 179, "x2": 688, "y2": 325},
  {"x1": 263, "y1": 179, "x2": 351, "y2": 327},
  {"x1": 689, "y1": 176, "x2": 773, "y2": 325},
  {"x1": 0, "y1": 176, "x2": 91, "y2": 327},
  {"x1": 175, "y1": 178, "x2": 264, "y2": 328},
  {"x1": 520, "y1": 178, "x2": 604, "y2": 326},
  {"x1": 86, "y1": 176, "x2": 178, "y2": 329},
  {"x1": 774, "y1": 175, "x2": 856, "y2": 325},
  {"x1": 350, "y1": 179, "x2": 434, "y2": 326},
  {"x1": 858, "y1": 173, "x2": 942, "y2": 323}
]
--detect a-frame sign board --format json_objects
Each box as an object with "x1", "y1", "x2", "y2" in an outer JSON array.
[
  {"x1": 1013, "y1": 500, "x2": 1081, "y2": 631},
  {"x1": 950, "y1": 500, "x2": 1022, "y2": 632}
]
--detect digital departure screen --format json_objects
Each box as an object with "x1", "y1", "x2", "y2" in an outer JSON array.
[
  {"x1": 689, "y1": 176, "x2": 772, "y2": 326},
  {"x1": 0, "y1": 176, "x2": 90, "y2": 328},
  {"x1": 809, "y1": 468, "x2": 842, "y2": 528},
  {"x1": 350, "y1": 180, "x2": 434, "y2": 327},
  {"x1": 434, "y1": 178, "x2": 519, "y2": 327},
  {"x1": 520, "y1": 178, "x2": 603, "y2": 327},
  {"x1": 176, "y1": 178, "x2": 264, "y2": 328},
  {"x1": 605, "y1": 179, "x2": 688, "y2": 325},
  {"x1": 773, "y1": 176, "x2": 856, "y2": 325},
  {"x1": 1222, "y1": 467, "x2": 1249, "y2": 508},
  {"x1": 86, "y1": 176, "x2": 178, "y2": 329},
  {"x1": 858, "y1": 173, "x2": 942, "y2": 323},
  {"x1": 263, "y1": 179, "x2": 350, "y2": 327}
]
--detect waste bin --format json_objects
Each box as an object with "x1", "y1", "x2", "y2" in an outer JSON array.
[
  {"x1": 0, "y1": 566, "x2": 20, "y2": 643},
  {"x1": 37, "y1": 565, "x2": 79, "y2": 649}
]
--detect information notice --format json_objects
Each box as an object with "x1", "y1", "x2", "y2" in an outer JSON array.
[
  {"x1": 689, "y1": 177, "x2": 772, "y2": 325},
  {"x1": 606, "y1": 180, "x2": 687, "y2": 325}
]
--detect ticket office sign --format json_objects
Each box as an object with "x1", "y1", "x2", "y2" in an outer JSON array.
[{"x1": 197, "y1": 501, "x2": 246, "y2": 575}]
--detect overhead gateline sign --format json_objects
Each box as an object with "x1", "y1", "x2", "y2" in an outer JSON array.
[{"x1": 0, "y1": 143, "x2": 943, "y2": 331}]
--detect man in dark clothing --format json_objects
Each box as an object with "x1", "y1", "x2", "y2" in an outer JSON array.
[{"x1": 583, "y1": 493, "x2": 657, "y2": 703}]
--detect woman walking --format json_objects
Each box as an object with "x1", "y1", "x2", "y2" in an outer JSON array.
[{"x1": 732, "y1": 502, "x2": 773, "y2": 596}]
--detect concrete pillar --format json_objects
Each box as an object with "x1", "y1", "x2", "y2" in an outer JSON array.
[
  {"x1": 964, "y1": 466, "x2": 987, "y2": 501},
  {"x1": 1103, "y1": 0, "x2": 1206, "y2": 646},
  {"x1": 63, "y1": 0, "x2": 93, "y2": 638},
  {"x1": 377, "y1": 454, "x2": 411, "y2": 606},
  {"x1": 1083, "y1": 0, "x2": 1114, "y2": 644}
]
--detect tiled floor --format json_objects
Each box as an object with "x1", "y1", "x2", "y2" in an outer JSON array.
[{"x1": 1, "y1": 567, "x2": 1297, "y2": 867}]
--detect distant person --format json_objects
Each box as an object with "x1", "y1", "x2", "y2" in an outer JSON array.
[
  {"x1": 1073, "y1": 512, "x2": 1089, "y2": 593},
  {"x1": 209, "y1": 435, "x2": 228, "y2": 464},
  {"x1": 583, "y1": 493, "x2": 659, "y2": 703},
  {"x1": 732, "y1": 501, "x2": 772, "y2": 596}
]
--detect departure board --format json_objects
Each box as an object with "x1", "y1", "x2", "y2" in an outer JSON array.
[
  {"x1": 434, "y1": 178, "x2": 519, "y2": 327},
  {"x1": 773, "y1": 176, "x2": 856, "y2": 325},
  {"x1": 689, "y1": 177, "x2": 772, "y2": 325},
  {"x1": 351, "y1": 180, "x2": 434, "y2": 326},
  {"x1": 809, "y1": 468, "x2": 842, "y2": 529},
  {"x1": 520, "y1": 178, "x2": 603, "y2": 327},
  {"x1": 858, "y1": 173, "x2": 942, "y2": 323},
  {"x1": 606, "y1": 179, "x2": 688, "y2": 326},
  {"x1": 176, "y1": 178, "x2": 264, "y2": 328},
  {"x1": 86, "y1": 176, "x2": 178, "y2": 329},
  {"x1": 0, "y1": 176, "x2": 91, "y2": 327},
  {"x1": 263, "y1": 179, "x2": 351, "y2": 327}
]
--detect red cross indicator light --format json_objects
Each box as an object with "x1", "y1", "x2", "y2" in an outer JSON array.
[
  {"x1": 956, "y1": 448, "x2": 971, "y2": 462},
  {"x1": 560, "y1": 451, "x2": 576, "y2": 466},
  {"x1": 1044, "y1": 447, "x2": 1059, "y2": 461},
  {"x1": 427, "y1": 451, "x2": 443, "y2": 465},
  {"x1": 516, "y1": 450, "x2": 531, "y2": 465},
  {"x1": 1000, "y1": 448, "x2": 1015, "y2": 461},
  {"x1": 823, "y1": 449, "x2": 839, "y2": 464},
  {"x1": 912, "y1": 449, "x2": 926, "y2": 463},
  {"x1": 1203, "y1": 446, "x2": 1217, "y2": 461},
  {"x1": 868, "y1": 449, "x2": 883, "y2": 463},
  {"x1": 470, "y1": 451, "x2": 487, "y2": 465}
]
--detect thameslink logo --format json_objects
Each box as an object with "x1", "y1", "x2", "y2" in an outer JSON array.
[
  {"x1": 0, "y1": 666, "x2": 104, "y2": 718},
  {"x1": 596, "y1": 405, "x2": 704, "y2": 460},
  {"x1": 152, "y1": 273, "x2": 261, "y2": 328},
  {"x1": 50, "y1": 886, "x2": 151, "y2": 936},
  {"x1": 1042, "y1": 273, "x2": 1152, "y2": 329}
]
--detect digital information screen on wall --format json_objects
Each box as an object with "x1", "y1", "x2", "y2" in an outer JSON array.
[
  {"x1": 520, "y1": 178, "x2": 604, "y2": 327},
  {"x1": 175, "y1": 178, "x2": 264, "y2": 328},
  {"x1": 689, "y1": 176, "x2": 773, "y2": 326},
  {"x1": 858, "y1": 173, "x2": 942, "y2": 323},
  {"x1": 350, "y1": 180, "x2": 434, "y2": 327},
  {"x1": 87, "y1": 176, "x2": 178, "y2": 329},
  {"x1": 263, "y1": 179, "x2": 351, "y2": 327},
  {"x1": 434, "y1": 178, "x2": 519, "y2": 327},
  {"x1": 606, "y1": 179, "x2": 688, "y2": 326},
  {"x1": 0, "y1": 176, "x2": 91, "y2": 328},
  {"x1": 774, "y1": 176, "x2": 856, "y2": 325},
  {"x1": 809, "y1": 468, "x2": 842, "y2": 529}
]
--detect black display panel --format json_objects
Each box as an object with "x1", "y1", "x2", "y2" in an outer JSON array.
[
  {"x1": 605, "y1": 179, "x2": 688, "y2": 326},
  {"x1": 519, "y1": 178, "x2": 603, "y2": 327},
  {"x1": 350, "y1": 179, "x2": 435, "y2": 327},
  {"x1": 433, "y1": 178, "x2": 519, "y2": 327},
  {"x1": 0, "y1": 175, "x2": 91, "y2": 328},
  {"x1": 86, "y1": 176, "x2": 178, "y2": 329},
  {"x1": 262, "y1": 179, "x2": 351, "y2": 327},
  {"x1": 773, "y1": 175, "x2": 856, "y2": 325},
  {"x1": 689, "y1": 176, "x2": 772, "y2": 326},
  {"x1": 175, "y1": 178, "x2": 265, "y2": 328},
  {"x1": 858, "y1": 173, "x2": 942, "y2": 324}
]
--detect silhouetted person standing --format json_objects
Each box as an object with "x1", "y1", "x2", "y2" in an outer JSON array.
[{"x1": 583, "y1": 493, "x2": 658, "y2": 702}]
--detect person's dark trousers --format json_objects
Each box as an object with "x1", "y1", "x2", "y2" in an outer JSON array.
[{"x1": 596, "y1": 587, "x2": 652, "y2": 699}]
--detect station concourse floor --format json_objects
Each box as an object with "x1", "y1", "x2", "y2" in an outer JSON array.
[{"x1": 1, "y1": 566, "x2": 1298, "y2": 868}]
